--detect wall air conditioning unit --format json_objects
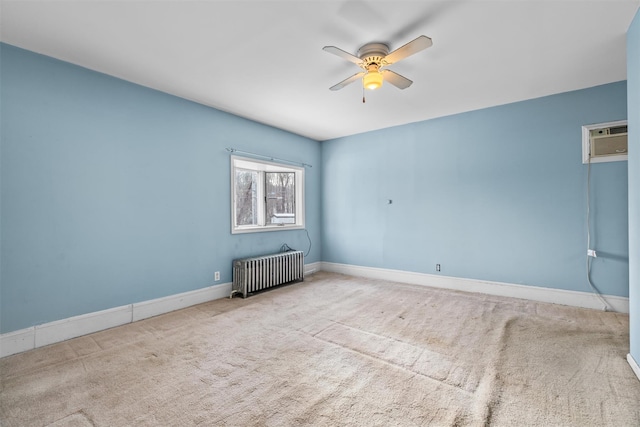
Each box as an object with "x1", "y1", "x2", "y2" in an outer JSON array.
[{"x1": 582, "y1": 120, "x2": 628, "y2": 164}]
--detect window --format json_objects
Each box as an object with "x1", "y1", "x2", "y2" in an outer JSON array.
[{"x1": 231, "y1": 156, "x2": 304, "y2": 233}]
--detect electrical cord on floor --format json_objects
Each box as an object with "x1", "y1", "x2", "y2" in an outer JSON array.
[{"x1": 586, "y1": 155, "x2": 611, "y2": 311}]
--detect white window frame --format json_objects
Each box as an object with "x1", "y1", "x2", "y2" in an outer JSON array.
[{"x1": 231, "y1": 155, "x2": 305, "y2": 234}]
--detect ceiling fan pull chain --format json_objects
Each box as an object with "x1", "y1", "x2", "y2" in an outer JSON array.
[{"x1": 362, "y1": 86, "x2": 366, "y2": 103}]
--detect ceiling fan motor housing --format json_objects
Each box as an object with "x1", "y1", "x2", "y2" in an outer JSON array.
[{"x1": 357, "y1": 43, "x2": 390, "y2": 67}]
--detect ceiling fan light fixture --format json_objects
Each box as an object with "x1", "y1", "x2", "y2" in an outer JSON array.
[
  {"x1": 324, "y1": 36, "x2": 432, "y2": 93},
  {"x1": 363, "y1": 65, "x2": 383, "y2": 90}
]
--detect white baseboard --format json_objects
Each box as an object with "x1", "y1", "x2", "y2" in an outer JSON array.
[
  {"x1": 2, "y1": 262, "x2": 625, "y2": 358},
  {"x1": 1, "y1": 282, "x2": 232, "y2": 358},
  {"x1": 35, "y1": 305, "x2": 133, "y2": 348},
  {"x1": 0, "y1": 327, "x2": 36, "y2": 358},
  {"x1": 304, "y1": 261, "x2": 321, "y2": 276},
  {"x1": 0, "y1": 261, "x2": 322, "y2": 358},
  {"x1": 321, "y1": 262, "x2": 629, "y2": 313},
  {"x1": 133, "y1": 282, "x2": 232, "y2": 322},
  {"x1": 629, "y1": 354, "x2": 640, "y2": 382}
]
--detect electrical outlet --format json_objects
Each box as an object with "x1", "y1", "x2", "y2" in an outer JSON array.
[
  {"x1": 214, "y1": 271, "x2": 220, "y2": 281},
  {"x1": 436, "y1": 264, "x2": 441, "y2": 272}
]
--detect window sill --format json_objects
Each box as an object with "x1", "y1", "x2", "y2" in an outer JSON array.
[{"x1": 231, "y1": 224, "x2": 305, "y2": 234}]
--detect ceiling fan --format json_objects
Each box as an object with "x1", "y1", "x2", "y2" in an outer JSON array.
[{"x1": 323, "y1": 35, "x2": 433, "y2": 92}]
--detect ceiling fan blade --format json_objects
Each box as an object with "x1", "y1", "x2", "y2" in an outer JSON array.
[
  {"x1": 329, "y1": 72, "x2": 365, "y2": 91},
  {"x1": 382, "y1": 70, "x2": 413, "y2": 89},
  {"x1": 383, "y1": 35, "x2": 432, "y2": 65},
  {"x1": 323, "y1": 46, "x2": 363, "y2": 65}
]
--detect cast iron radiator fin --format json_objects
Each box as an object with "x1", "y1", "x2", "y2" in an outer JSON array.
[{"x1": 230, "y1": 251, "x2": 304, "y2": 298}]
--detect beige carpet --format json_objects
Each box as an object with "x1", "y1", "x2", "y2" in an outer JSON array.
[{"x1": 1, "y1": 272, "x2": 639, "y2": 426}]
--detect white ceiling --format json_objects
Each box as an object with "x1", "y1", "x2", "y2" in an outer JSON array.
[{"x1": 1, "y1": 1, "x2": 639, "y2": 141}]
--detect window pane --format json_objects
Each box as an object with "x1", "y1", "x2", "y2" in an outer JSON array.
[
  {"x1": 266, "y1": 172, "x2": 295, "y2": 224},
  {"x1": 235, "y1": 169, "x2": 258, "y2": 226},
  {"x1": 231, "y1": 156, "x2": 304, "y2": 233}
]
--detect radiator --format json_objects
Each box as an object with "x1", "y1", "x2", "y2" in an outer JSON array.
[{"x1": 230, "y1": 250, "x2": 304, "y2": 298}]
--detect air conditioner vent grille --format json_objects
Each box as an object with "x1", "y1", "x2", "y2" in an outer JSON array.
[{"x1": 610, "y1": 125, "x2": 628, "y2": 135}]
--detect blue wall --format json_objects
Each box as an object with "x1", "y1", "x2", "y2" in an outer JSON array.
[
  {"x1": 0, "y1": 44, "x2": 322, "y2": 333},
  {"x1": 0, "y1": 41, "x2": 632, "y2": 336},
  {"x1": 628, "y1": 9, "x2": 640, "y2": 365},
  {"x1": 322, "y1": 82, "x2": 629, "y2": 298}
]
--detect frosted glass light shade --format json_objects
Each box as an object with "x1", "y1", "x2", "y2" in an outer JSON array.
[{"x1": 363, "y1": 71, "x2": 383, "y2": 90}]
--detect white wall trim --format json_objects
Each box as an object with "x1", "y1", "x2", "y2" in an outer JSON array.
[
  {"x1": 0, "y1": 327, "x2": 36, "y2": 358},
  {"x1": 132, "y1": 282, "x2": 232, "y2": 322},
  {"x1": 304, "y1": 261, "x2": 321, "y2": 276},
  {"x1": 629, "y1": 354, "x2": 640, "y2": 382},
  {"x1": 3, "y1": 262, "x2": 626, "y2": 358},
  {"x1": 35, "y1": 305, "x2": 133, "y2": 348},
  {"x1": 321, "y1": 262, "x2": 629, "y2": 313},
  {"x1": 1, "y1": 282, "x2": 232, "y2": 358},
  {"x1": 0, "y1": 261, "x2": 320, "y2": 358}
]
